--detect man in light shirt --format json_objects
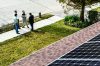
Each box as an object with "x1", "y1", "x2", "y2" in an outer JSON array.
[
  {"x1": 22, "y1": 10, "x2": 29, "y2": 28},
  {"x1": 14, "y1": 10, "x2": 20, "y2": 29},
  {"x1": 14, "y1": 14, "x2": 20, "y2": 34}
]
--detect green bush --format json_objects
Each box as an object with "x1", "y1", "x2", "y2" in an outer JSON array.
[
  {"x1": 64, "y1": 16, "x2": 72, "y2": 25},
  {"x1": 72, "y1": 15, "x2": 80, "y2": 22},
  {"x1": 98, "y1": 12, "x2": 100, "y2": 21},
  {"x1": 64, "y1": 15, "x2": 80, "y2": 25},
  {"x1": 64, "y1": 15, "x2": 80, "y2": 22},
  {"x1": 88, "y1": 11, "x2": 98, "y2": 24},
  {"x1": 64, "y1": 15, "x2": 89, "y2": 28}
]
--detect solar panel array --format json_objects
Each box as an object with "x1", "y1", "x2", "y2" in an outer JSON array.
[
  {"x1": 89, "y1": 34, "x2": 100, "y2": 41},
  {"x1": 48, "y1": 34, "x2": 100, "y2": 66},
  {"x1": 61, "y1": 42, "x2": 100, "y2": 59},
  {"x1": 49, "y1": 60, "x2": 100, "y2": 66}
]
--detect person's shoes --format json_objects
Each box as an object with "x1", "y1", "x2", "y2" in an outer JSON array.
[
  {"x1": 31, "y1": 30, "x2": 33, "y2": 31},
  {"x1": 27, "y1": 26, "x2": 29, "y2": 28},
  {"x1": 22, "y1": 26, "x2": 25, "y2": 28},
  {"x1": 17, "y1": 32, "x2": 20, "y2": 34},
  {"x1": 31, "y1": 29, "x2": 34, "y2": 31}
]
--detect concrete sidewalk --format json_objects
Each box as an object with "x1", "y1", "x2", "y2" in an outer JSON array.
[{"x1": 0, "y1": 16, "x2": 63, "y2": 42}]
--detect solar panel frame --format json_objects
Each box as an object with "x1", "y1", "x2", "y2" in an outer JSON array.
[
  {"x1": 61, "y1": 42, "x2": 100, "y2": 59},
  {"x1": 89, "y1": 34, "x2": 100, "y2": 41},
  {"x1": 48, "y1": 60, "x2": 100, "y2": 66}
]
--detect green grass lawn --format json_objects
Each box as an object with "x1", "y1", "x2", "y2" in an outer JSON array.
[{"x1": 0, "y1": 20, "x2": 80, "y2": 66}]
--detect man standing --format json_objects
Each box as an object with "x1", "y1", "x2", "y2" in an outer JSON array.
[
  {"x1": 14, "y1": 14, "x2": 20, "y2": 34},
  {"x1": 29, "y1": 13, "x2": 34, "y2": 31},
  {"x1": 14, "y1": 10, "x2": 20, "y2": 29},
  {"x1": 14, "y1": 10, "x2": 17, "y2": 15},
  {"x1": 22, "y1": 10, "x2": 29, "y2": 28}
]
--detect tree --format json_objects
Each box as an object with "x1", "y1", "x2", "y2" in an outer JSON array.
[{"x1": 58, "y1": 0, "x2": 100, "y2": 22}]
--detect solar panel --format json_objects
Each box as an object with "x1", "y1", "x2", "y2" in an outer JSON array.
[
  {"x1": 61, "y1": 42, "x2": 100, "y2": 59},
  {"x1": 48, "y1": 34, "x2": 100, "y2": 66},
  {"x1": 48, "y1": 60, "x2": 100, "y2": 66},
  {"x1": 89, "y1": 34, "x2": 100, "y2": 41}
]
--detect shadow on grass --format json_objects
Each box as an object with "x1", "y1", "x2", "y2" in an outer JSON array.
[{"x1": 38, "y1": 24, "x2": 79, "y2": 37}]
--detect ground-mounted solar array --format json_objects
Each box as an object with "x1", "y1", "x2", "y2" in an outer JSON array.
[{"x1": 48, "y1": 34, "x2": 100, "y2": 66}]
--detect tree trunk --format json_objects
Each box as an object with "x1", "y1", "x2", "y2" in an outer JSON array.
[{"x1": 80, "y1": 0, "x2": 85, "y2": 22}]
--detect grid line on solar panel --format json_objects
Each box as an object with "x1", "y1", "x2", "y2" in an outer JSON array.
[
  {"x1": 89, "y1": 34, "x2": 100, "y2": 41},
  {"x1": 48, "y1": 34, "x2": 100, "y2": 66},
  {"x1": 61, "y1": 42, "x2": 100, "y2": 59},
  {"x1": 87, "y1": 41, "x2": 100, "y2": 43},
  {"x1": 48, "y1": 60, "x2": 100, "y2": 66},
  {"x1": 57, "y1": 58, "x2": 100, "y2": 61}
]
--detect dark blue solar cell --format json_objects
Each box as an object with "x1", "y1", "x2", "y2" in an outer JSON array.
[
  {"x1": 82, "y1": 61, "x2": 91, "y2": 64},
  {"x1": 61, "y1": 42, "x2": 100, "y2": 59},
  {"x1": 52, "y1": 60, "x2": 61, "y2": 64},
  {"x1": 89, "y1": 34, "x2": 100, "y2": 41},
  {"x1": 96, "y1": 62, "x2": 100, "y2": 66},
  {"x1": 48, "y1": 64, "x2": 61, "y2": 66},
  {"x1": 48, "y1": 34, "x2": 100, "y2": 66},
  {"x1": 88, "y1": 61, "x2": 99, "y2": 65},
  {"x1": 48, "y1": 60, "x2": 100, "y2": 66}
]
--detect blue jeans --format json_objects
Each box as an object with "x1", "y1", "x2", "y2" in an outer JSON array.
[
  {"x1": 30, "y1": 23, "x2": 33, "y2": 31},
  {"x1": 14, "y1": 23, "x2": 19, "y2": 33}
]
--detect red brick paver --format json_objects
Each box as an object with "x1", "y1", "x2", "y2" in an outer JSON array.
[{"x1": 10, "y1": 21, "x2": 100, "y2": 66}]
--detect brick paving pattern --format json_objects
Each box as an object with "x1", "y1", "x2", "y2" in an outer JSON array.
[{"x1": 10, "y1": 21, "x2": 100, "y2": 66}]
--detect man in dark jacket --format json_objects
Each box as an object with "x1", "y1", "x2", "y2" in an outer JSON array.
[{"x1": 29, "y1": 13, "x2": 34, "y2": 31}]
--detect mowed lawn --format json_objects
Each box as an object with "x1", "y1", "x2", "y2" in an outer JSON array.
[{"x1": 0, "y1": 20, "x2": 80, "y2": 66}]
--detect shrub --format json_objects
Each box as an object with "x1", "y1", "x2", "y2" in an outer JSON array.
[
  {"x1": 98, "y1": 12, "x2": 100, "y2": 21},
  {"x1": 64, "y1": 15, "x2": 80, "y2": 22},
  {"x1": 64, "y1": 15, "x2": 90, "y2": 28},
  {"x1": 72, "y1": 15, "x2": 80, "y2": 22},
  {"x1": 88, "y1": 11, "x2": 98, "y2": 24},
  {"x1": 64, "y1": 15, "x2": 80, "y2": 25}
]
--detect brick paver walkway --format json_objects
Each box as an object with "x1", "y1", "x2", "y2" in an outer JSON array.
[{"x1": 10, "y1": 21, "x2": 100, "y2": 66}]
